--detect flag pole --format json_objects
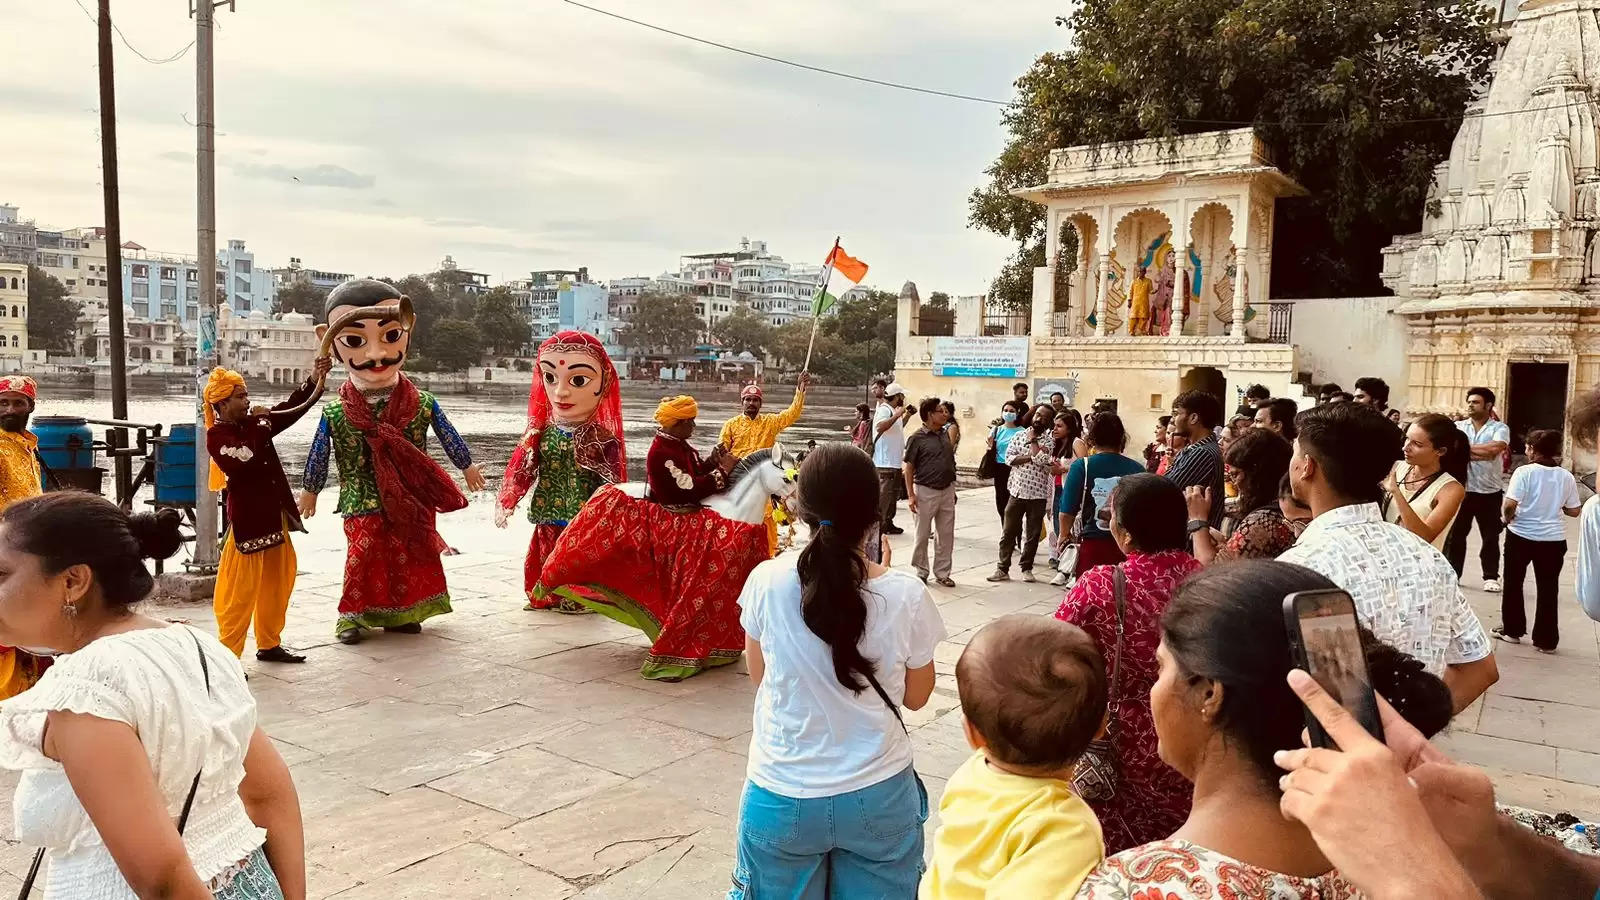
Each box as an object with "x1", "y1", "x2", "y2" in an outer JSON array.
[{"x1": 802, "y1": 236, "x2": 841, "y2": 374}]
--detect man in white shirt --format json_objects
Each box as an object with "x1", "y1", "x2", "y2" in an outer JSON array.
[
  {"x1": 1280, "y1": 402, "x2": 1498, "y2": 713},
  {"x1": 873, "y1": 383, "x2": 915, "y2": 535},
  {"x1": 1446, "y1": 387, "x2": 1512, "y2": 592}
]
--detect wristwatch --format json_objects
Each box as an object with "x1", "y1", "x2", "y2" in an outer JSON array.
[{"x1": 1186, "y1": 519, "x2": 1210, "y2": 535}]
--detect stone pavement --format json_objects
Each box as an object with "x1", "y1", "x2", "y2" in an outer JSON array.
[{"x1": 2, "y1": 489, "x2": 1597, "y2": 897}]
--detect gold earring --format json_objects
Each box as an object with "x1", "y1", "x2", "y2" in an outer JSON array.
[{"x1": 62, "y1": 602, "x2": 78, "y2": 618}]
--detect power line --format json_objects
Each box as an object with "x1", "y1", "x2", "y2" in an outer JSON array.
[
  {"x1": 558, "y1": 0, "x2": 1598, "y2": 130},
  {"x1": 556, "y1": 0, "x2": 1013, "y2": 106},
  {"x1": 71, "y1": 0, "x2": 195, "y2": 64}
]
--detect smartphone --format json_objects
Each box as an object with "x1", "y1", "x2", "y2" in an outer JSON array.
[{"x1": 1282, "y1": 589, "x2": 1384, "y2": 749}]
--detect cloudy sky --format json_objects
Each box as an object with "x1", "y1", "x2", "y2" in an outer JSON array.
[{"x1": 10, "y1": 0, "x2": 1061, "y2": 294}]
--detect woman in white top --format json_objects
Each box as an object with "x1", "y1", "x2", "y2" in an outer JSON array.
[
  {"x1": 732, "y1": 442, "x2": 945, "y2": 899},
  {"x1": 1382, "y1": 413, "x2": 1468, "y2": 551},
  {"x1": 1497, "y1": 429, "x2": 1582, "y2": 653},
  {"x1": 0, "y1": 493, "x2": 305, "y2": 899}
]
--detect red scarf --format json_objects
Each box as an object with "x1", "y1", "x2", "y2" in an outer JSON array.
[{"x1": 340, "y1": 375, "x2": 466, "y2": 550}]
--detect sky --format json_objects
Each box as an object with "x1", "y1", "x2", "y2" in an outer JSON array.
[{"x1": 8, "y1": 0, "x2": 1063, "y2": 296}]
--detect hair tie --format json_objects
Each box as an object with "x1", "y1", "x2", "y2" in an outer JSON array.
[{"x1": 819, "y1": 520, "x2": 832, "y2": 527}]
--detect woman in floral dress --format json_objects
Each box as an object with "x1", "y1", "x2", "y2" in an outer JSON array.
[{"x1": 1188, "y1": 428, "x2": 1300, "y2": 565}]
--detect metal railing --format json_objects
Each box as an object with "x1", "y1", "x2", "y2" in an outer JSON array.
[
  {"x1": 1268, "y1": 301, "x2": 1293, "y2": 343},
  {"x1": 982, "y1": 310, "x2": 1031, "y2": 337}
]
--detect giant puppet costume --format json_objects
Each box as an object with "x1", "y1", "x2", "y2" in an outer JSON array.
[
  {"x1": 496, "y1": 330, "x2": 626, "y2": 611},
  {"x1": 299, "y1": 279, "x2": 486, "y2": 644},
  {"x1": 539, "y1": 395, "x2": 782, "y2": 680}
]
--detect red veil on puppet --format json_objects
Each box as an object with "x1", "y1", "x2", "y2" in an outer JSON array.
[{"x1": 496, "y1": 331, "x2": 627, "y2": 610}]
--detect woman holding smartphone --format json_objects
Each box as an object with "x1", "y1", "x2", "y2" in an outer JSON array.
[{"x1": 1078, "y1": 560, "x2": 1453, "y2": 899}]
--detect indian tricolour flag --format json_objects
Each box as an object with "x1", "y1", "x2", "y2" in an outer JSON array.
[{"x1": 813, "y1": 243, "x2": 869, "y2": 316}]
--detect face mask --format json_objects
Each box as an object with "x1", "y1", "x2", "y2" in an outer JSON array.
[{"x1": 1002, "y1": 412, "x2": 1017, "y2": 424}]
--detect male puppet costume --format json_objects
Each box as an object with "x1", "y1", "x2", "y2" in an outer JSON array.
[
  {"x1": 205, "y1": 364, "x2": 326, "y2": 662},
  {"x1": 300, "y1": 279, "x2": 485, "y2": 643},
  {"x1": 497, "y1": 330, "x2": 626, "y2": 612},
  {"x1": 0, "y1": 376, "x2": 46, "y2": 698}
]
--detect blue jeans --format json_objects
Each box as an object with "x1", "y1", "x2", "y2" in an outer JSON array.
[{"x1": 729, "y1": 766, "x2": 927, "y2": 900}]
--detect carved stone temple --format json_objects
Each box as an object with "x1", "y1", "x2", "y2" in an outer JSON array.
[{"x1": 1382, "y1": 0, "x2": 1600, "y2": 457}]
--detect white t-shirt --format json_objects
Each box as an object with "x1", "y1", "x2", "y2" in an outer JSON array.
[
  {"x1": 1578, "y1": 495, "x2": 1600, "y2": 622},
  {"x1": 1506, "y1": 462, "x2": 1580, "y2": 542},
  {"x1": 738, "y1": 556, "x2": 946, "y2": 798},
  {"x1": 872, "y1": 402, "x2": 906, "y2": 469}
]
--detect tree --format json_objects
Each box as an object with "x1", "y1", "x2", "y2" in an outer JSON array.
[
  {"x1": 379, "y1": 275, "x2": 443, "y2": 351},
  {"x1": 712, "y1": 305, "x2": 775, "y2": 357},
  {"x1": 272, "y1": 280, "x2": 326, "y2": 320},
  {"x1": 826, "y1": 290, "x2": 897, "y2": 376},
  {"x1": 429, "y1": 320, "x2": 482, "y2": 371},
  {"x1": 26, "y1": 266, "x2": 79, "y2": 353},
  {"x1": 620, "y1": 292, "x2": 702, "y2": 357},
  {"x1": 971, "y1": 0, "x2": 1495, "y2": 305},
  {"x1": 926, "y1": 291, "x2": 951, "y2": 309},
  {"x1": 474, "y1": 286, "x2": 532, "y2": 356}
]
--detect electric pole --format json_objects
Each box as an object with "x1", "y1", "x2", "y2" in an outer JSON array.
[
  {"x1": 98, "y1": 0, "x2": 128, "y2": 424},
  {"x1": 189, "y1": 0, "x2": 234, "y2": 574}
]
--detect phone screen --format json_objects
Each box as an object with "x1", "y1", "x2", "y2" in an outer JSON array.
[{"x1": 1285, "y1": 590, "x2": 1384, "y2": 747}]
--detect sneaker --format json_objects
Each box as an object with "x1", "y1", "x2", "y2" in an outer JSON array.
[
  {"x1": 1483, "y1": 579, "x2": 1502, "y2": 593},
  {"x1": 1491, "y1": 626, "x2": 1521, "y2": 644},
  {"x1": 936, "y1": 577, "x2": 958, "y2": 588},
  {"x1": 986, "y1": 571, "x2": 1010, "y2": 583},
  {"x1": 1020, "y1": 571, "x2": 1037, "y2": 583},
  {"x1": 1050, "y1": 572, "x2": 1070, "y2": 587}
]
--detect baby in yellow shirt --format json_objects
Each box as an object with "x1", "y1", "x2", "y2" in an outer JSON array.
[{"x1": 920, "y1": 614, "x2": 1108, "y2": 899}]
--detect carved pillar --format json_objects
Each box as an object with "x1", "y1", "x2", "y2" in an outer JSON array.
[
  {"x1": 1231, "y1": 245, "x2": 1250, "y2": 339},
  {"x1": 1169, "y1": 204, "x2": 1189, "y2": 337},
  {"x1": 1095, "y1": 253, "x2": 1111, "y2": 338}
]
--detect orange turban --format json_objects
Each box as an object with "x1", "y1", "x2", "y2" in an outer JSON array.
[
  {"x1": 203, "y1": 367, "x2": 246, "y2": 491},
  {"x1": 654, "y1": 395, "x2": 699, "y2": 427}
]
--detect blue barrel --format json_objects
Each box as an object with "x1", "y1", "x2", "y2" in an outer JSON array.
[
  {"x1": 154, "y1": 424, "x2": 197, "y2": 505},
  {"x1": 33, "y1": 416, "x2": 95, "y2": 470}
]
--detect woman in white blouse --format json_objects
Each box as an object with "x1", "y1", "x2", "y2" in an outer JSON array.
[{"x1": 0, "y1": 493, "x2": 305, "y2": 899}]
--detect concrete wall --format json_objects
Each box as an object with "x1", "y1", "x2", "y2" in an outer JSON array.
[{"x1": 1287, "y1": 296, "x2": 1410, "y2": 405}]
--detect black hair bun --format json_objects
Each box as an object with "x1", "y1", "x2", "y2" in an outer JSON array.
[
  {"x1": 129, "y1": 508, "x2": 183, "y2": 561},
  {"x1": 1364, "y1": 640, "x2": 1453, "y2": 739}
]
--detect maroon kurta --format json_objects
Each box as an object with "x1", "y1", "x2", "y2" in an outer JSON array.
[
  {"x1": 206, "y1": 376, "x2": 319, "y2": 553},
  {"x1": 1055, "y1": 549, "x2": 1202, "y2": 853},
  {"x1": 646, "y1": 432, "x2": 726, "y2": 506}
]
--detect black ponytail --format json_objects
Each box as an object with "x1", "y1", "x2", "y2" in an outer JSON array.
[
  {"x1": 2, "y1": 492, "x2": 182, "y2": 609},
  {"x1": 795, "y1": 442, "x2": 881, "y2": 693}
]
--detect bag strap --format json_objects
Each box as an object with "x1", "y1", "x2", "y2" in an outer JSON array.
[
  {"x1": 862, "y1": 666, "x2": 907, "y2": 735},
  {"x1": 1104, "y1": 566, "x2": 1128, "y2": 738},
  {"x1": 17, "y1": 632, "x2": 213, "y2": 900}
]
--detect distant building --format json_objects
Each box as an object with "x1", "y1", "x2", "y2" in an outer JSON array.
[
  {"x1": 0, "y1": 205, "x2": 37, "y2": 267},
  {"x1": 271, "y1": 257, "x2": 353, "y2": 294},
  {"x1": 93, "y1": 305, "x2": 188, "y2": 369},
  {"x1": 36, "y1": 226, "x2": 108, "y2": 301},
  {"x1": 218, "y1": 307, "x2": 319, "y2": 384},
  {"x1": 0, "y1": 263, "x2": 30, "y2": 366},
  {"x1": 510, "y1": 268, "x2": 608, "y2": 353},
  {"x1": 120, "y1": 238, "x2": 274, "y2": 326},
  {"x1": 438, "y1": 255, "x2": 490, "y2": 296}
]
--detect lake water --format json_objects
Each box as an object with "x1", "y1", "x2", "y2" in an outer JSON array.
[{"x1": 41, "y1": 385, "x2": 861, "y2": 488}]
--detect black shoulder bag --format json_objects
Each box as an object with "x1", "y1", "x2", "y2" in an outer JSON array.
[
  {"x1": 976, "y1": 427, "x2": 1000, "y2": 481},
  {"x1": 17, "y1": 634, "x2": 212, "y2": 899}
]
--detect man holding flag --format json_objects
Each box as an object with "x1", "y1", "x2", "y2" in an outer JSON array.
[{"x1": 717, "y1": 373, "x2": 811, "y2": 556}]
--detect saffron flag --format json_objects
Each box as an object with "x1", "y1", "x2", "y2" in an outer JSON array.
[{"x1": 814, "y1": 244, "x2": 868, "y2": 316}]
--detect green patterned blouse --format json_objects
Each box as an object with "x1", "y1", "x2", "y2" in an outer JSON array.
[
  {"x1": 302, "y1": 389, "x2": 474, "y2": 516},
  {"x1": 528, "y1": 427, "x2": 601, "y2": 524}
]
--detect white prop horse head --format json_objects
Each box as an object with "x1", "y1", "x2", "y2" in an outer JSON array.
[
  {"x1": 614, "y1": 441, "x2": 797, "y2": 527},
  {"x1": 706, "y1": 441, "x2": 796, "y2": 525}
]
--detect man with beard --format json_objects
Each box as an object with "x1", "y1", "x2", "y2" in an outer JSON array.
[
  {"x1": 717, "y1": 373, "x2": 810, "y2": 554},
  {"x1": 300, "y1": 279, "x2": 486, "y2": 645},
  {"x1": 205, "y1": 360, "x2": 329, "y2": 663},
  {"x1": 0, "y1": 375, "x2": 46, "y2": 698}
]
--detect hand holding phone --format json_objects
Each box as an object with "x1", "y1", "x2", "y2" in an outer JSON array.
[{"x1": 1283, "y1": 589, "x2": 1384, "y2": 748}]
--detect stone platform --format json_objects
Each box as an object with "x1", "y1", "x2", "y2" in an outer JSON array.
[{"x1": 1, "y1": 489, "x2": 1596, "y2": 897}]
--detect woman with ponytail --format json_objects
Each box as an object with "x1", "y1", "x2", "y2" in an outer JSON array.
[
  {"x1": 731, "y1": 442, "x2": 946, "y2": 899},
  {"x1": 0, "y1": 493, "x2": 306, "y2": 898}
]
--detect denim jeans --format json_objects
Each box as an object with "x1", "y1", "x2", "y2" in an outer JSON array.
[{"x1": 729, "y1": 766, "x2": 927, "y2": 900}]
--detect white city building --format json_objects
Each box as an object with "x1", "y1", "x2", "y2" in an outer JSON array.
[{"x1": 219, "y1": 307, "x2": 320, "y2": 384}]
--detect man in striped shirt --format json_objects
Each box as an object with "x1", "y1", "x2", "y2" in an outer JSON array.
[{"x1": 1165, "y1": 390, "x2": 1226, "y2": 529}]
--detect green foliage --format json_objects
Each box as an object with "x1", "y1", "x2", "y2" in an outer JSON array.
[
  {"x1": 713, "y1": 305, "x2": 775, "y2": 357},
  {"x1": 621, "y1": 292, "x2": 703, "y2": 357},
  {"x1": 429, "y1": 320, "x2": 483, "y2": 371},
  {"x1": 272, "y1": 280, "x2": 326, "y2": 321},
  {"x1": 926, "y1": 291, "x2": 951, "y2": 309},
  {"x1": 25, "y1": 266, "x2": 79, "y2": 353},
  {"x1": 474, "y1": 286, "x2": 532, "y2": 356},
  {"x1": 972, "y1": 0, "x2": 1495, "y2": 300}
]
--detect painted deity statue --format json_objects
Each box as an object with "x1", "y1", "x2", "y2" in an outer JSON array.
[
  {"x1": 299, "y1": 278, "x2": 485, "y2": 645},
  {"x1": 496, "y1": 330, "x2": 627, "y2": 612}
]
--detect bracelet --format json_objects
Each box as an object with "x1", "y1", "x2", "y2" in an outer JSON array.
[{"x1": 1186, "y1": 519, "x2": 1210, "y2": 534}]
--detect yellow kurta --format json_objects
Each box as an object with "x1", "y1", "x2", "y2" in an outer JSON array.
[
  {"x1": 0, "y1": 430, "x2": 43, "y2": 700},
  {"x1": 719, "y1": 391, "x2": 805, "y2": 555},
  {"x1": 1129, "y1": 277, "x2": 1153, "y2": 334}
]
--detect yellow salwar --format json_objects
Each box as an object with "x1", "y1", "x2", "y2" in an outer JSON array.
[
  {"x1": 719, "y1": 390, "x2": 805, "y2": 556},
  {"x1": 214, "y1": 529, "x2": 297, "y2": 656},
  {"x1": 0, "y1": 648, "x2": 43, "y2": 700}
]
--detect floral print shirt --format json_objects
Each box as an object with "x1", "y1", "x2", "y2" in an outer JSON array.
[
  {"x1": 1076, "y1": 840, "x2": 1361, "y2": 899},
  {"x1": 1055, "y1": 550, "x2": 1201, "y2": 854},
  {"x1": 1221, "y1": 506, "x2": 1304, "y2": 561}
]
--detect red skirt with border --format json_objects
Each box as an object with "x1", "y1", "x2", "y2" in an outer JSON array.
[
  {"x1": 337, "y1": 513, "x2": 452, "y2": 634},
  {"x1": 538, "y1": 485, "x2": 768, "y2": 680}
]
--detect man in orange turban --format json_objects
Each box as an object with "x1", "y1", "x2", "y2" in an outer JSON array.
[
  {"x1": 204, "y1": 360, "x2": 328, "y2": 663},
  {"x1": 0, "y1": 374, "x2": 45, "y2": 698}
]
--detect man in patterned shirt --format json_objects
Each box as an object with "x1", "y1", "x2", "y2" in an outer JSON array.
[
  {"x1": 990, "y1": 404, "x2": 1061, "y2": 583},
  {"x1": 1279, "y1": 402, "x2": 1498, "y2": 713}
]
